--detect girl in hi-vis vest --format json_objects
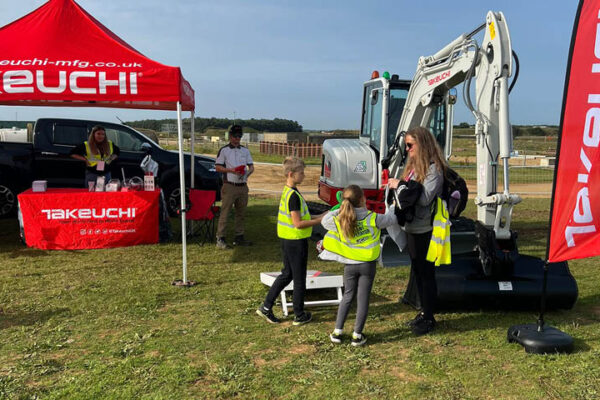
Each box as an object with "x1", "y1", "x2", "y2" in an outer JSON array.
[
  {"x1": 321, "y1": 185, "x2": 396, "y2": 346},
  {"x1": 388, "y1": 126, "x2": 446, "y2": 336}
]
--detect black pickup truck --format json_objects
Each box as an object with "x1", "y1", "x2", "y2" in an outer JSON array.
[{"x1": 0, "y1": 118, "x2": 220, "y2": 217}]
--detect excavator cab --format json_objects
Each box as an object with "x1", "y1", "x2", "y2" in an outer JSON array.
[
  {"x1": 360, "y1": 74, "x2": 450, "y2": 170},
  {"x1": 359, "y1": 77, "x2": 411, "y2": 159}
]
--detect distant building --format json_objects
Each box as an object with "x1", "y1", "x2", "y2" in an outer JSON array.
[
  {"x1": 160, "y1": 123, "x2": 178, "y2": 133},
  {"x1": 262, "y1": 132, "x2": 308, "y2": 143},
  {"x1": 242, "y1": 133, "x2": 263, "y2": 142},
  {"x1": 223, "y1": 131, "x2": 263, "y2": 142},
  {"x1": 308, "y1": 134, "x2": 358, "y2": 144}
]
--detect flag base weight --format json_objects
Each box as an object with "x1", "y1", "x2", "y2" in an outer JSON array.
[
  {"x1": 507, "y1": 324, "x2": 574, "y2": 354},
  {"x1": 172, "y1": 279, "x2": 197, "y2": 287}
]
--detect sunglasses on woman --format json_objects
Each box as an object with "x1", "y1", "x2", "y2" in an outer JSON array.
[{"x1": 406, "y1": 142, "x2": 414, "y2": 149}]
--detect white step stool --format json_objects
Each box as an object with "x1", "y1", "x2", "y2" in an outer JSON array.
[{"x1": 260, "y1": 270, "x2": 344, "y2": 317}]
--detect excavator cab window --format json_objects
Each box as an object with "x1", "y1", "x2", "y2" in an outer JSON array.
[
  {"x1": 428, "y1": 104, "x2": 447, "y2": 150},
  {"x1": 361, "y1": 81, "x2": 412, "y2": 156},
  {"x1": 387, "y1": 88, "x2": 408, "y2": 150},
  {"x1": 360, "y1": 83, "x2": 384, "y2": 154}
]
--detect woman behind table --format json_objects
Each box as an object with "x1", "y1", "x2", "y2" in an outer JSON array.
[
  {"x1": 388, "y1": 126, "x2": 446, "y2": 336},
  {"x1": 70, "y1": 125, "x2": 120, "y2": 187},
  {"x1": 323, "y1": 185, "x2": 396, "y2": 346}
]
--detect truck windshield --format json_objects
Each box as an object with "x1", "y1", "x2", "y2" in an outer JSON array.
[{"x1": 105, "y1": 127, "x2": 145, "y2": 152}]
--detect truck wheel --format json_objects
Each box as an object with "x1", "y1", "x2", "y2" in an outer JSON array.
[
  {"x1": 0, "y1": 182, "x2": 17, "y2": 218},
  {"x1": 164, "y1": 184, "x2": 190, "y2": 217}
]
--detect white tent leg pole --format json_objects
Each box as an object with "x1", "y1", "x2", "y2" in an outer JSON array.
[
  {"x1": 189, "y1": 112, "x2": 195, "y2": 236},
  {"x1": 177, "y1": 102, "x2": 188, "y2": 284},
  {"x1": 190, "y1": 111, "x2": 195, "y2": 188}
]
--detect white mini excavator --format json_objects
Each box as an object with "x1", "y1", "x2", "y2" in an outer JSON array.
[{"x1": 314, "y1": 11, "x2": 577, "y2": 310}]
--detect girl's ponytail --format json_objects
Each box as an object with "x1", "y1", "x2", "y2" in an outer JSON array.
[
  {"x1": 337, "y1": 184, "x2": 365, "y2": 240},
  {"x1": 338, "y1": 199, "x2": 357, "y2": 240}
]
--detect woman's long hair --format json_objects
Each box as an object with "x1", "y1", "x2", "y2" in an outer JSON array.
[
  {"x1": 87, "y1": 125, "x2": 110, "y2": 156},
  {"x1": 337, "y1": 185, "x2": 364, "y2": 241},
  {"x1": 401, "y1": 126, "x2": 447, "y2": 183}
]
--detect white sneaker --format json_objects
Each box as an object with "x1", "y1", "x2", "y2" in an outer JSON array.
[
  {"x1": 216, "y1": 238, "x2": 229, "y2": 249},
  {"x1": 351, "y1": 333, "x2": 367, "y2": 347},
  {"x1": 329, "y1": 331, "x2": 342, "y2": 344}
]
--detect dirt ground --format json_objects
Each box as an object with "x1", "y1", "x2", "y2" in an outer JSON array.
[
  {"x1": 248, "y1": 163, "x2": 322, "y2": 201},
  {"x1": 246, "y1": 163, "x2": 551, "y2": 200}
]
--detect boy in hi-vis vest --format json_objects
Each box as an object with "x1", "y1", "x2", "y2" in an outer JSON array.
[{"x1": 257, "y1": 157, "x2": 324, "y2": 325}]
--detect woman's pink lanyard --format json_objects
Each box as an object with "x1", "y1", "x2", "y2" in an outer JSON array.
[{"x1": 406, "y1": 169, "x2": 415, "y2": 181}]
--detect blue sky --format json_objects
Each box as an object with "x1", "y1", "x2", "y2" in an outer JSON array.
[{"x1": 0, "y1": 0, "x2": 580, "y2": 129}]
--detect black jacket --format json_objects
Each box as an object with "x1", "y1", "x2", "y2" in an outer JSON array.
[{"x1": 388, "y1": 180, "x2": 423, "y2": 226}]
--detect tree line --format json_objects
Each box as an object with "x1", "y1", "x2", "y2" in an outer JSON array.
[
  {"x1": 124, "y1": 117, "x2": 303, "y2": 133},
  {"x1": 0, "y1": 121, "x2": 31, "y2": 129}
]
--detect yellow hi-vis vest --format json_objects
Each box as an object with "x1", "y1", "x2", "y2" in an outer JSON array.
[
  {"x1": 323, "y1": 211, "x2": 381, "y2": 262},
  {"x1": 426, "y1": 197, "x2": 451, "y2": 266},
  {"x1": 84, "y1": 140, "x2": 114, "y2": 167},
  {"x1": 277, "y1": 186, "x2": 312, "y2": 239}
]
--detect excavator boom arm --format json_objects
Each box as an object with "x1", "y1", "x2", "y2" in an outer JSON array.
[{"x1": 388, "y1": 11, "x2": 520, "y2": 238}]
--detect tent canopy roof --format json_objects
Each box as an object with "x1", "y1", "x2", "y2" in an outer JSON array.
[{"x1": 0, "y1": 0, "x2": 195, "y2": 111}]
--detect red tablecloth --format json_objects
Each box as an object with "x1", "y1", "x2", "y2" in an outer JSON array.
[{"x1": 18, "y1": 188, "x2": 160, "y2": 250}]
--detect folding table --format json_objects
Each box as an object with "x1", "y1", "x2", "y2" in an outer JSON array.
[{"x1": 260, "y1": 270, "x2": 344, "y2": 316}]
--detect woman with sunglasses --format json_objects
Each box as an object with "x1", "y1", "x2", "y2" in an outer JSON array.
[{"x1": 388, "y1": 126, "x2": 447, "y2": 335}]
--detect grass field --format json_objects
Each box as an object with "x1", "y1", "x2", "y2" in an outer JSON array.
[
  {"x1": 449, "y1": 164, "x2": 555, "y2": 186},
  {"x1": 1, "y1": 197, "x2": 599, "y2": 399},
  {"x1": 193, "y1": 143, "x2": 322, "y2": 166},
  {"x1": 161, "y1": 141, "x2": 322, "y2": 166},
  {"x1": 161, "y1": 135, "x2": 556, "y2": 167},
  {"x1": 451, "y1": 136, "x2": 557, "y2": 158}
]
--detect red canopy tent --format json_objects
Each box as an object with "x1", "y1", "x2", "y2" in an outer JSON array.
[
  {"x1": 0, "y1": 0, "x2": 194, "y2": 110},
  {"x1": 0, "y1": 0, "x2": 196, "y2": 283}
]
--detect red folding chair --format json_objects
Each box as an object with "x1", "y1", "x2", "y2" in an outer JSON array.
[{"x1": 186, "y1": 189, "x2": 219, "y2": 245}]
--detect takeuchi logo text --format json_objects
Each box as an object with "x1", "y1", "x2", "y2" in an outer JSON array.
[
  {"x1": 0, "y1": 70, "x2": 139, "y2": 95},
  {"x1": 0, "y1": 59, "x2": 143, "y2": 69},
  {"x1": 564, "y1": 9, "x2": 600, "y2": 248},
  {"x1": 41, "y1": 208, "x2": 137, "y2": 220},
  {"x1": 428, "y1": 70, "x2": 451, "y2": 86}
]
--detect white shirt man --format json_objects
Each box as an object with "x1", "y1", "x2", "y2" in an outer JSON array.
[{"x1": 215, "y1": 125, "x2": 254, "y2": 248}]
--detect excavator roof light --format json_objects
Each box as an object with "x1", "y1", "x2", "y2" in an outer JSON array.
[
  {"x1": 383, "y1": 71, "x2": 390, "y2": 80},
  {"x1": 371, "y1": 70, "x2": 379, "y2": 79}
]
